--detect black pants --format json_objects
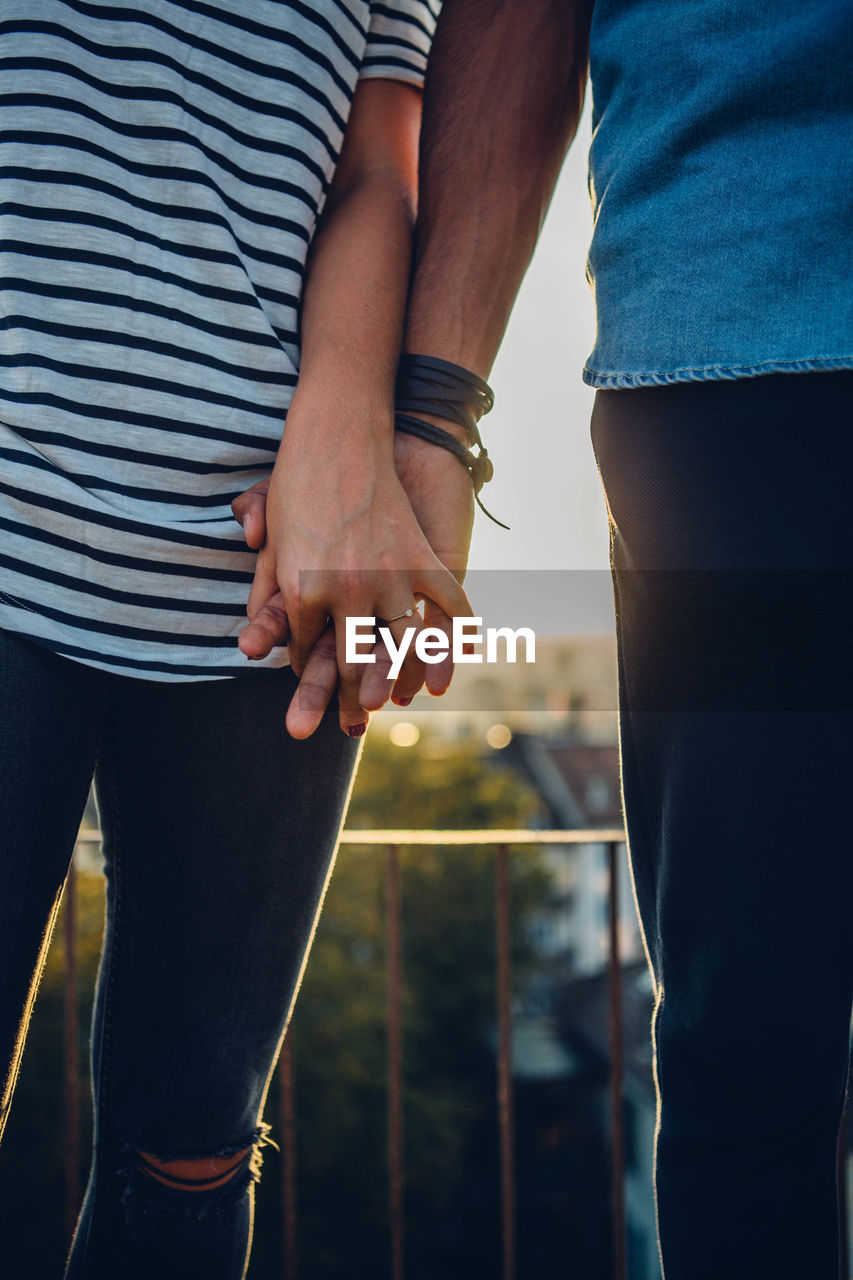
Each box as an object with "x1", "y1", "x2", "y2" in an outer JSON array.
[
  {"x1": 0, "y1": 636, "x2": 359, "y2": 1278},
  {"x1": 591, "y1": 371, "x2": 853, "y2": 1280}
]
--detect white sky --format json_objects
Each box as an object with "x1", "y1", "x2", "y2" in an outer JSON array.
[{"x1": 466, "y1": 104, "x2": 610, "y2": 576}]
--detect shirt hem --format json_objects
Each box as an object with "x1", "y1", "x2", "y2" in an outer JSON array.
[
  {"x1": 0, "y1": 611, "x2": 291, "y2": 683},
  {"x1": 357, "y1": 65, "x2": 426, "y2": 89},
  {"x1": 581, "y1": 355, "x2": 853, "y2": 389}
]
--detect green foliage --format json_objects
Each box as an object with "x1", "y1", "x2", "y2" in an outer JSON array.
[{"x1": 346, "y1": 734, "x2": 539, "y2": 832}]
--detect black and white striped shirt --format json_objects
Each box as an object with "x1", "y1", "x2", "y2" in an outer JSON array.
[{"x1": 0, "y1": 0, "x2": 437, "y2": 678}]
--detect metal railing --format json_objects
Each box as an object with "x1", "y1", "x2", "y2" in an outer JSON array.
[{"x1": 65, "y1": 826, "x2": 627, "y2": 1280}]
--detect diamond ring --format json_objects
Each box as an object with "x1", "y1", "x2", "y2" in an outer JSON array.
[{"x1": 384, "y1": 604, "x2": 417, "y2": 623}]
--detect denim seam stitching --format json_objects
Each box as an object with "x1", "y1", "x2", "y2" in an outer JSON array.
[{"x1": 582, "y1": 355, "x2": 853, "y2": 388}]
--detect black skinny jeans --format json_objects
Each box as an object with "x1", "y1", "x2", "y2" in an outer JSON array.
[
  {"x1": 592, "y1": 371, "x2": 853, "y2": 1279},
  {"x1": 0, "y1": 636, "x2": 359, "y2": 1279}
]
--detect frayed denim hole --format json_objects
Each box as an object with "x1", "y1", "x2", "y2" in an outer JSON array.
[{"x1": 116, "y1": 1124, "x2": 275, "y2": 1241}]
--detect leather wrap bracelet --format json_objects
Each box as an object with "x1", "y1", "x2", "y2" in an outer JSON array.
[{"x1": 394, "y1": 354, "x2": 508, "y2": 529}]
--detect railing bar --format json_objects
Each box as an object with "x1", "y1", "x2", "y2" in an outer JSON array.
[
  {"x1": 63, "y1": 854, "x2": 80, "y2": 1244},
  {"x1": 341, "y1": 829, "x2": 627, "y2": 846},
  {"x1": 607, "y1": 841, "x2": 627, "y2": 1280},
  {"x1": 495, "y1": 843, "x2": 516, "y2": 1280},
  {"x1": 279, "y1": 1036, "x2": 298, "y2": 1280},
  {"x1": 74, "y1": 828, "x2": 627, "y2": 847},
  {"x1": 386, "y1": 844, "x2": 405, "y2": 1280}
]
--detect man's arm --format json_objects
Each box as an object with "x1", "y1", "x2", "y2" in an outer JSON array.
[
  {"x1": 391, "y1": 0, "x2": 594, "y2": 632},
  {"x1": 404, "y1": 0, "x2": 593, "y2": 378}
]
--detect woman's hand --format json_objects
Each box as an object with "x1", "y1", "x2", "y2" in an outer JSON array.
[
  {"x1": 232, "y1": 420, "x2": 477, "y2": 737},
  {"x1": 233, "y1": 395, "x2": 471, "y2": 737}
]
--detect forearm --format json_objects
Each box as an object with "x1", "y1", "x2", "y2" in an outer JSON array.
[
  {"x1": 293, "y1": 172, "x2": 413, "y2": 437},
  {"x1": 404, "y1": 0, "x2": 593, "y2": 377},
  {"x1": 288, "y1": 81, "x2": 420, "y2": 446}
]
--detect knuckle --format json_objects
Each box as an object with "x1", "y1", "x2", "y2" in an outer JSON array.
[
  {"x1": 257, "y1": 598, "x2": 288, "y2": 626},
  {"x1": 295, "y1": 678, "x2": 332, "y2": 708},
  {"x1": 311, "y1": 636, "x2": 338, "y2": 663},
  {"x1": 338, "y1": 661, "x2": 363, "y2": 686}
]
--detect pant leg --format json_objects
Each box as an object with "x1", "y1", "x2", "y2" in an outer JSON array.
[
  {"x1": 65, "y1": 665, "x2": 360, "y2": 1280},
  {"x1": 0, "y1": 631, "x2": 106, "y2": 1141},
  {"x1": 591, "y1": 372, "x2": 853, "y2": 1280}
]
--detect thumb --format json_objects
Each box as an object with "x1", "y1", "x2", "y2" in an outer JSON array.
[
  {"x1": 246, "y1": 547, "x2": 280, "y2": 621},
  {"x1": 239, "y1": 591, "x2": 290, "y2": 659}
]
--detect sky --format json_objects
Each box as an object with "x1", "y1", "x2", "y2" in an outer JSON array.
[{"x1": 465, "y1": 104, "x2": 608, "y2": 578}]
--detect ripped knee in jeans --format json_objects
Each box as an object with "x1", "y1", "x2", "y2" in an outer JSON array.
[{"x1": 117, "y1": 1122, "x2": 274, "y2": 1239}]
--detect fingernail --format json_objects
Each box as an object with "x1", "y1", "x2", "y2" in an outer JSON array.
[
  {"x1": 396, "y1": 697, "x2": 413, "y2": 706},
  {"x1": 346, "y1": 722, "x2": 367, "y2": 738}
]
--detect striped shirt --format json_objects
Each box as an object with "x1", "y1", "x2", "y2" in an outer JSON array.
[{"x1": 0, "y1": 0, "x2": 438, "y2": 679}]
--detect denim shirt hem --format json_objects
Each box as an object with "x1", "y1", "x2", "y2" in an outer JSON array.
[{"x1": 582, "y1": 355, "x2": 853, "y2": 390}]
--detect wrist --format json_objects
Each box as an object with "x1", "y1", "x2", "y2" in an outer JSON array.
[
  {"x1": 400, "y1": 331, "x2": 495, "y2": 387},
  {"x1": 391, "y1": 352, "x2": 506, "y2": 528},
  {"x1": 281, "y1": 388, "x2": 395, "y2": 450},
  {"x1": 291, "y1": 347, "x2": 398, "y2": 404},
  {"x1": 399, "y1": 410, "x2": 469, "y2": 446}
]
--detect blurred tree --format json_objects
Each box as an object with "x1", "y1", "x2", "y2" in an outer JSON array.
[{"x1": 256, "y1": 734, "x2": 548, "y2": 1280}]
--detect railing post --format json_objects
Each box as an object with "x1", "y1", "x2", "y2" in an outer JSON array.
[
  {"x1": 279, "y1": 1036, "x2": 298, "y2": 1280},
  {"x1": 63, "y1": 854, "x2": 80, "y2": 1243},
  {"x1": 607, "y1": 841, "x2": 626, "y2": 1280},
  {"x1": 386, "y1": 845, "x2": 405, "y2": 1280},
  {"x1": 495, "y1": 843, "x2": 516, "y2": 1280}
]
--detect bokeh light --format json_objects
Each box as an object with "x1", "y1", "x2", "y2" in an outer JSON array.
[
  {"x1": 389, "y1": 721, "x2": 420, "y2": 747},
  {"x1": 486, "y1": 723, "x2": 512, "y2": 749}
]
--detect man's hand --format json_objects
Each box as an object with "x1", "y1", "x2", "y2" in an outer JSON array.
[
  {"x1": 231, "y1": 474, "x2": 286, "y2": 650},
  {"x1": 377, "y1": 428, "x2": 475, "y2": 698}
]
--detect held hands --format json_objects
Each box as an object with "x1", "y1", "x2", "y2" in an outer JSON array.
[{"x1": 231, "y1": 401, "x2": 474, "y2": 739}]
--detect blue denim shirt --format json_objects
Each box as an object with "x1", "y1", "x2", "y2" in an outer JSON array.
[{"x1": 583, "y1": 0, "x2": 853, "y2": 388}]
